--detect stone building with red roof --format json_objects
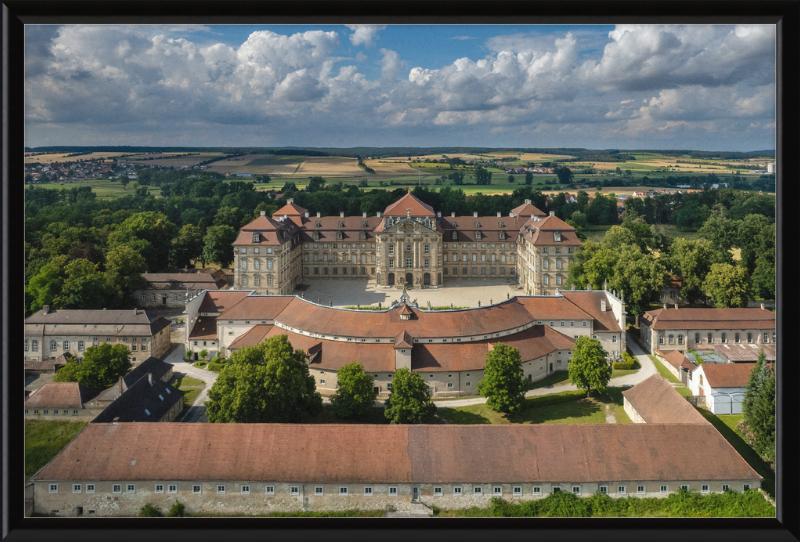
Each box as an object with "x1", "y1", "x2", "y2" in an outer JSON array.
[
  {"x1": 184, "y1": 287, "x2": 626, "y2": 396},
  {"x1": 232, "y1": 193, "x2": 579, "y2": 295}
]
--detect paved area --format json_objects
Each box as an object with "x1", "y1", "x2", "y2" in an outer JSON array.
[
  {"x1": 432, "y1": 331, "x2": 658, "y2": 408},
  {"x1": 163, "y1": 319, "x2": 218, "y2": 423},
  {"x1": 296, "y1": 278, "x2": 522, "y2": 308},
  {"x1": 25, "y1": 373, "x2": 54, "y2": 394}
]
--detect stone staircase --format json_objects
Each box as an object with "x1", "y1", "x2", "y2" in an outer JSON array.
[{"x1": 384, "y1": 501, "x2": 434, "y2": 518}]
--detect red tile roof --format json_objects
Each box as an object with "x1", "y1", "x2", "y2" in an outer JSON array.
[
  {"x1": 659, "y1": 350, "x2": 697, "y2": 372},
  {"x1": 228, "y1": 325, "x2": 274, "y2": 349},
  {"x1": 515, "y1": 296, "x2": 592, "y2": 322},
  {"x1": 383, "y1": 193, "x2": 435, "y2": 217},
  {"x1": 699, "y1": 363, "x2": 758, "y2": 388},
  {"x1": 559, "y1": 291, "x2": 622, "y2": 332},
  {"x1": 218, "y1": 296, "x2": 295, "y2": 321},
  {"x1": 188, "y1": 317, "x2": 217, "y2": 339},
  {"x1": 622, "y1": 375, "x2": 707, "y2": 424},
  {"x1": 272, "y1": 201, "x2": 308, "y2": 218},
  {"x1": 25, "y1": 382, "x2": 99, "y2": 409},
  {"x1": 641, "y1": 308, "x2": 775, "y2": 331},
  {"x1": 34, "y1": 423, "x2": 762, "y2": 484},
  {"x1": 510, "y1": 202, "x2": 547, "y2": 218},
  {"x1": 519, "y1": 216, "x2": 582, "y2": 246},
  {"x1": 198, "y1": 291, "x2": 251, "y2": 314},
  {"x1": 394, "y1": 330, "x2": 413, "y2": 348}
]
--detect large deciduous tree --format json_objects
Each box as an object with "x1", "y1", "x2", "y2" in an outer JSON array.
[
  {"x1": 666, "y1": 238, "x2": 726, "y2": 303},
  {"x1": 201, "y1": 225, "x2": 238, "y2": 268},
  {"x1": 384, "y1": 368, "x2": 437, "y2": 424},
  {"x1": 107, "y1": 211, "x2": 177, "y2": 272},
  {"x1": 703, "y1": 263, "x2": 752, "y2": 308},
  {"x1": 104, "y1": 245, "x2": 147, "y2": 307},
  {"x1": 330, "y1": 362, "x2": 378, "y2": 419},
  {"x1": 54, "y1": 343, "x2": 132, "y2": 391},
  {"x1": 205, "y1": 335, "x2": 322, "y2": 423},
  {"x1": 170, "y1": 224, "x2": 205, "y2": 268},
  {"x1": 54, "y1": 258, "x2": 112, "y2": 310},
  {"x1": 25, "y1": 255, "x2": 69, "y2": 316},
  {"x1": 568, "y1": 337, "x2": 612, "y2": 397},
  {"x1": 477, "y1": 343, "x2": 527, "y2": 414}
]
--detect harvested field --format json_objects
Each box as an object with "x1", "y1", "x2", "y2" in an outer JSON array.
[
  {"x1": 205, "y1": 154, "x2": 272, "y2": 174},
  {"x1": 25, "y1": 153, "x2": 80, "y2": 164},
  {"x1": 363, "y1": 159, "x2": 419, "y2": 176},
  {"x1": 123, "y1": 153, "x2": 225, "y2": 168},
  {"x1": 518, "y1": 153, "x2": 576, "y2": 161},
  {"x1": 293, "y1": 156, "x2": 363, "y2": 177}
]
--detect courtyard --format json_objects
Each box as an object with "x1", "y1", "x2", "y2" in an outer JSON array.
[{"x1": 293, "y1": 278, "x2": 522, "y2": 309}]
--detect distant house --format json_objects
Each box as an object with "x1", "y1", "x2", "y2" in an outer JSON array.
[
  {"x1": 87, "y1": 357, "x2": 175, "y2": 410},
  {"x1": 24, "y1": 382, "x2": 103, "y2": 421},
  {"x1": 90, "y1": 370, "x2": 184, "y2": 424},
  {"x1": 133, "y1": 271, "x2": 226, "y2": 308},
  {"x1": 235, "y1": 172, "x2": 253, "y2": 178}
]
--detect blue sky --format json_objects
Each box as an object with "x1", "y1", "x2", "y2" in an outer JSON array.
[{"x1": 24, "y1": 24, "x2": 775, "y2": 150}]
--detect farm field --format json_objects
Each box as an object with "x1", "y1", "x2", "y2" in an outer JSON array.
[
  {"x1": 293, "y1": 155, "x2": 363, "y2": 177},
  {"x1": 32, "y1": 179, "x2": 163, "y2": 199},
  {"x1": 121, "y1": 152, "x2": 225, "y2": 168},
  {"x1": 363, "y1": 159, "x2": 418, "y2": 176},
  {"x1": 204, "y1": 154, "x2": 272, "y2": 174}
]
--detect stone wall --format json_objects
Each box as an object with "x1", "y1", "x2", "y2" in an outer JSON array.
[
  {"x1": 623, "y1": 397, "x2": 645, "y2": 424},
  {"x1": 33, "y1": 479, "x2": 762, "y2": 517},
  {"x1": 25, "y1": 408, "x2": 103, "y2": 422}
]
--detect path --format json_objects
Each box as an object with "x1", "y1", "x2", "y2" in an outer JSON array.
[
  {"x1": 434, "y1": 331, "x2": 658, "y2": 408},
  {"x1": 163, "y1": 319, "x2": 219, "y2": 423}
]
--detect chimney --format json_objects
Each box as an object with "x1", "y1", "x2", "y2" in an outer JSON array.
[
  {"x1": 497, "y1": 212, "x2": 501, "y2": 217},
  {"x1": 437, "y1": 212, "x2": 441, "y2": 218},
  {"x1": 317, "y1": 212, "x2": 321, "y2": 218},
  {"x1": 674, "y1": 304, "x2": 678, "y2": 310},
  {"x1": 42, "y1": 305, "x2": 50, "y2": 314},
  {"x1": 550, "y1": 211, "x2": 555, "y2": 217},
  {"x1": 282, "y1": 214, "x2": 287, "y2": 221},
  {"x1": 377, "y1": 212, "x2": 381, "y2": 218},
  {"x1": 133, "y1": 308, "x2": 137, "y2": 315},
  {"x1": 147, "y1": 373, "x2": 153, "y2": 386},
  {"x1": 288, "y1": 198, "x2": 294, "y2": 204},
  {"x1": 601, "y1": 299, "x2": 607, "y2": 312},
  {"x1": 761, "y1": 303, "x2": 765, "y2": 310},
  {"x1": 260, "y1": 211, "x2": 266, "y2": 216},
  {"x1": 103, "y1": 308, "x2": 107, "y2": 311},
  {"x1": 112, "y1": 417, "x2": 120, "y2": 425},
  {"x1": 525, "y1": 199, "x2": 531, "y2": 204},
  {"x1": 304, "y1": 211, "x2": 309, "y2": 218},
  {"x1": 363, "y1": 212, "x2": 367, "y2": 218},
  {"x1": 473, "y1": 212, "x2": 478, "y2": 217},
  {"x1": 451, "y1": 212, "x2": 456, "y2": 217},
  {"x1": 340, "y1": 212, "x2": 345, "y2": 218},
  {"x1": 587, "y1": 283, "x2": 592, "y2": 291},
  {"x1": 509, "y1": 212, "x2": 515, "y2": 218}
]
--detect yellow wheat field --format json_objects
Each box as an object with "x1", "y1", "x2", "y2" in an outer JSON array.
[{"x1": 293, "y1": 156, "x2": 363, "y2": 177}]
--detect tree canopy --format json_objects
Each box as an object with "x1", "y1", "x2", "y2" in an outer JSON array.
[
  {"x1": 703, "y1": 263, "x2": 752, "y2": 308},
  {"x1": 384, "y1": 368, "x2": 437, "y2": 424},
  {"x1": 53, "y1": 343, "x2": 132, "y2": 391},
  {"x1": 202, "y1": 225, "x2": 238, "y2": 269},
  {"x1": 205, "y1": 335, "x2": 322, "y2": 423},
  {"x1": 568, "y1": 337, "x2": 612, "y2": 397},
  {"x1": 742, "y1": 349, "x2": 775, "y2": 463},
  {"x1": 330, "y1": 362, "x2": 378, "y2": 419},
  {"x1": 476, "y1": 343, "x2": 527, "y2": 414}
]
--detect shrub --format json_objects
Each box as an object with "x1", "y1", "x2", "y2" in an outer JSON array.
[
  {"x1": 184, "y1": 350, "x2": 194, "y2": 360},
  {"x1": 139, "y1": 503, "x2": 163, "y2": 517},
  {"x1": 168, "y1": 501, "x2": 186, "y2": 517}
]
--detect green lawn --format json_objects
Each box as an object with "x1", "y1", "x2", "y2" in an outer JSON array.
[
  {"x1": 648, "y1": 355, "x2": 694, "y2": 397},
  {"x1": 33, "y1": 179, "x2": 163, "y2": 199},
  {"x1": 439, "y1": 388, "x2": 631, "y2": 425},
  {"x1": 177, "y1": 387, "x2": 202, "y2": 420},
  {"x1": 25, "y1": 420, "x2": 88, "y2": 480},
  {"x1": 527, "y1": 368, "x2": 639, "y2": 392},
  {"x1": 695, "y1": 409, "x2": 774, "y2": 499},
  {"x1": 172, "y1": 375, "x2": 205, "y2": 388}
]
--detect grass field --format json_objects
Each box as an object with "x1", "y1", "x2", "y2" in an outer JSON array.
[
  {"x1": 695, "y1": 409, "x2": 774, "y2": 498},
  {"x1": 31, "y1": 179, "x2": 163, "y2": 199},
  {"x1": 439, "y1": 388, "x2": 632, "y2": 425},
  {"x1": 173, "y1": 375, "x2": 205, "y2": 388},
  {"x1": 648, "y1": 355, "x2": 694, "y2": 397},
  {"x1": 25, "y1": 420, "x2": 88, "y2": 480}
]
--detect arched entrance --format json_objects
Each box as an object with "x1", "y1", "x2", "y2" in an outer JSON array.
[
  {"x1": 388, "y1": 273, "x2": 395, "y2": 286},
  {"x1": 423, "y1": 273, "x2": 431, "y2": 286},
  {"x1": 405, "y1": 273, "x2": 413, "y2": 286}
]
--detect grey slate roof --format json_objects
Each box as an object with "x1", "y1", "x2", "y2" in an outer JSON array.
[
  {"x1": 25, "y1": 309, "x2": 170, "y2": 337},
  {"x1": 92, "y1": 357, "x2": 173, "y2": 403},
  {"x1": 92, "y1": 373, "x2": 184, "y2": 423}
]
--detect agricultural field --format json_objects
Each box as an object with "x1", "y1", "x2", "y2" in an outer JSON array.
[
  {"x1": 292, "y1": 156, "x2": 363, "y2": 177},
  {"x1": 203, "y1": 154, "x2": 271, "y2": 174},
  {"x1": 121, "y1": 152, "x2": 225, "y2": 168},
  {"x1": 363, "y1": 159, "x2": 417, "y2": 176},
  {"x1": 32, "y1": 179, "x2": 163, "y2": 199}
]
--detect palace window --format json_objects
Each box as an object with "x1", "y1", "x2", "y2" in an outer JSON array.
[
  {"x1": 708, "y1": 332, "x2": 713, "y2": 343},
  {"x1": 406, "y1": 245, "x2": 412, "y2": 252},
  {"x1": 424, "y1": 244, "x2": 430, "y2": 254},
  {"x1": 735, "y1": 332, "x2": 740, "y2": 343},
  {"x1": 406, "y1": 257, "x2": 413, "y2": 268},
  {"x1": 747, "y1": 332, "x2": 753, "y2": 343},
  {"x1": 721, "y1": 332, "x2": 727, "y2": 344}
]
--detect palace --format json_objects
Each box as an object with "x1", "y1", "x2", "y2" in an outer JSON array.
[{"x1": 232, "y1": 193, "x2": 581, "y2": 295}]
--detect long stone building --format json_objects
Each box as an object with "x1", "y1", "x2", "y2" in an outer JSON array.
[
  {"x1": 184, "y1": 288, "x2": 627, "y2": 396},
  {"x1": 232, "y1": 193, "x2": 580, "y2": 295},
  {"x1": 29, "y1": 421, "x2": 762, "y2": 517},
  {"x1": 24, "y1": 307, "x2": 171, "y2": 364}
]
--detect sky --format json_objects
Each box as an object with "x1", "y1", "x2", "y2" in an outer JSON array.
[{"x1": 24, "y1": 24, "x2": 776, "y2": 151}]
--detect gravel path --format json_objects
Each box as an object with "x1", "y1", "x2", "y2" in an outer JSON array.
[{"x1": 163, "y1": 320, "x2": 219, "y2": 422}]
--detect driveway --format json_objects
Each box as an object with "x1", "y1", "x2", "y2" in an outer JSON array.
[
  {"x1": 163, "y1": 338, "x2": 219, "y2": 423},
  {"x1": 433, "y1": 331, "x2": 658, "y2": 408}
]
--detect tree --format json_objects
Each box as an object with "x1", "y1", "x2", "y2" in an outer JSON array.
[
  {"x1": 104, "y1": 245, "x2": 147, "y2": 307},
  {"x1": 742, "y1": 350, "x2": 775, "y2": 462},
  {"x1": 384, "y1": 368, "x2": 437, "y2": 424},
  {"x1": 307, "y1": 176, "x2": 326, "y2": 192},
  {"x1": 525, "y1": 171, "x2": 534, "y2": 185},
  {"x1": 54, "y1": 343, "x2": 132, "y2": 391},
  {"x1": 507, "y1": 175, "x2": 516, "y2": 184},
  {"x1": 205, "y1": 335, "x2": 322, "y2": 423},
  {"x1": 54, "y1": 258, "x2": 112, "y2": 310},
  {"x1": 199, "y1": 349, "x2": 209, "y2": 361},
  {"x1": 201, "y1": 225, "x2": 238, "y2": 268},
  {"x1": 107, "y1": 211, "x2": 177, "y2": 271},
  {"x1": 330, "y1": 362, "x2": 378, "y2": 419},
  {"x1": 751, "y1": 251, "x2": 775, "y2": 300},
  {"x1": 476, "y1": 343, "x2": 527, "y2": 414},
  {"x1": 697, "y1": 213, "x2": 739, "y2": 254},
  {"x1": 667, "y1": 238, "x2": 725, "y2": 303},
  {"x1": 611, "y1": 246, "x2": 669, "y2": 318},
  {"x1": 568, "y1": 337, "x2": 612, "y2": 397},
  {"x1": 171, "y1": 224, "x2": 206, "y2": 268},
  {"x1": 555, "y1": 166, "x2": 574, "y2": 185},
  {"x1": 703, "y1": 263, "x2": 752, "y2": 308},
  {"x1": 25, "y1": 255, "x2": 68, "y2": 315},
  {"x1": 474, "y1": 167, "x2": 492, "y2": 185}
]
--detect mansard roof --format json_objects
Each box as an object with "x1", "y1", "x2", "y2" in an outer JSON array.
[
  {"x1": 272, "y1": 201, "x2": 308, "y2": 218},
  {"x1": 510, "y1": 201, "x2": 547, "y2": 218}
]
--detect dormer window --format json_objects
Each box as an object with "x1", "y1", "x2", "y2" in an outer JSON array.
[
  {"x1": 476, "y1": 231, "x2": 482, "y2": 240},
  {"x1": 281, "y1": 231, "x2": 287, "y2": 239},
  {"x1": 362, "y1": 221, "x2": 368, "y2": 227},
  {"x1": 337, "y1": 231, "x2": 343, "y2": 240},
  {"x1": 338, "y1": 221, "x2": 345, "y2": 228},
  {"x1": 360, "y1": 231, "x2": 366, "y2": 240},
  {"x1": 313, "y1": 232, "x2": 320, "y2": 240},
  {"x1": 474, "y1": 222, "x2": 481, "y2": 227},
  {"x1": 315, "y1": 221, "x2": 322, "y2": 228},
  {"x1": 451, "y1": 232, "x2": 457, "y2": 240},
  {"x1": 499, "y1": 231, "x2": 506, "y2": 240},
  {"x1": 498, "y1": 221, "x2": 505, "y2": 227},
  {"x1": 252, "y1": 232, "x2": 260, "y2": 243},
  {"x1": 554, "y1": 231, "x2": 562, "y2": 242}
]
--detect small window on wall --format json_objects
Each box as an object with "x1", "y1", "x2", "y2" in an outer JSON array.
[
  {"x1": 680, "y1": 485, "x2": 689, "y2": 491},
  {"x1": 494, "y1": 487, "x2": 502, "y2": 496},
  {"x1": 453, "y1": 487, "x2": 462, "y2": 495},
  {"x1": 637, "y1": 485, "x2": 645, "y2": 494},
  {"x1": 552, "y1": 486, "x2": 561, "y2": 493},
  {"x1": 291, "y1": 486, "x2": 300, "y2": 495},
  {"x1": 315, "y1": 487, "x2": 323, "y2": 495},
  {"x1": 241, "y1": 486, "x2": 250, "y2": 494},
  {"x1": 155, "y1": 484, "x2": 163, "y2": 493},
  {"x1": 474, "y1": 487, "x2": 483, "y2": 495},
  {"x1": 265, "y1": 486, "x2": 275, "y2": 495},
  {"x1": 193, "y1": 485, "x2": 201, "y2": 494},
  {"x1": 617, "y1": 486, "x2": 626, "y2": 494},
  {"x1": 701, "y1": 484, "x2": 709, "y2": 493},
  {"x1": 434, "y1": 487, "x2": 442, "y2": 496},
  {"x1": 339, "y1": 487, "x2": 348, "y2": 495},
  {"x1": 513, "y1": 486, "x2": 522, "y2": 496},
  {"x1": 722, "y1": 485, "x2": 730, "y2": 492},
  {"x1": 660, "y1": 485, "x2": 668, "y2": 493},
  {"x1": 599, "y1": 486, "x2": 608, "y2": 494},
  {"x1": 572, "y1": 486, "x2": 581, "y2": 495},
  {"x1": 86, "y1": 484, "x2": 95, "y2": 493},
  {"x1": 389, "y1": 487, "x2": 398, "y2": 496},
  {"x1": 743, "y1": 484, "x2": 751, "y2": 491}
]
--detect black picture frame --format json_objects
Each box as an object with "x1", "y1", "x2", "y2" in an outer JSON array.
[{"x1": 3, "y1": 2, "x2": 798, "y2": 541}]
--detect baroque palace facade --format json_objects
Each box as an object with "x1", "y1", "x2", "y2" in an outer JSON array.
[{"x1": 232, "y1": 193, "x2": 581, "y2": 295}]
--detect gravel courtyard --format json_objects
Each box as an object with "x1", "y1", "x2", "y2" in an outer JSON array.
[{"x1": 295, "y1": 278, "x2": 523, "y2": 308}]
